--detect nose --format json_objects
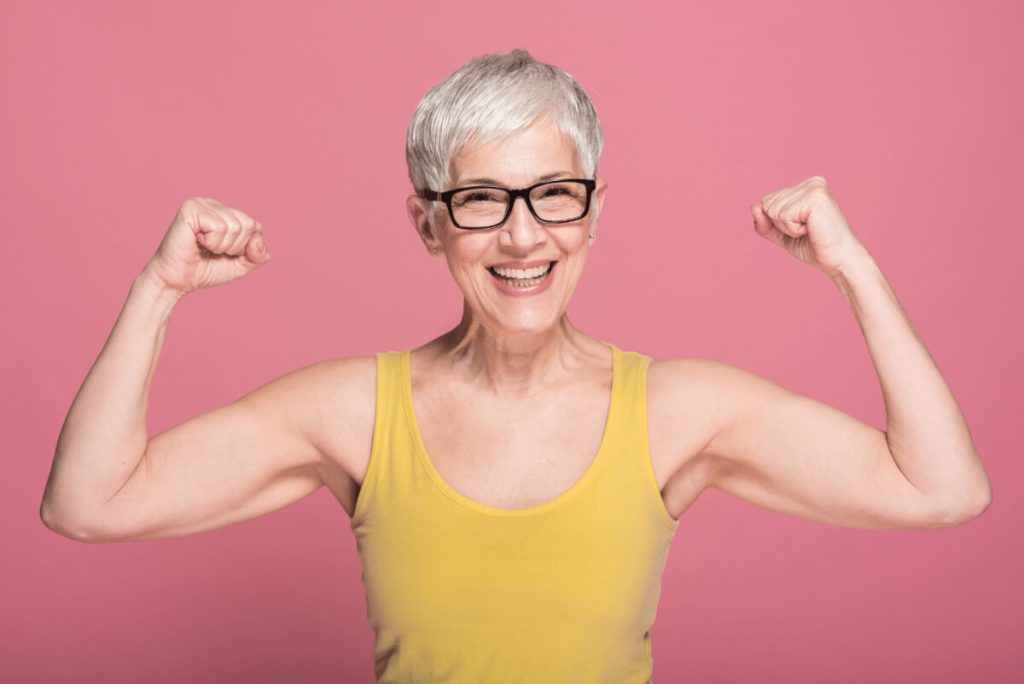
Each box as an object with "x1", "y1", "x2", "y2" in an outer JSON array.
[{"x1": 500, "y1": 194, "x2": 546, "y2": 250}]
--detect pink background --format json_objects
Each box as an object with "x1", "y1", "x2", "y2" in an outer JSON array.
[{"x1": 3, "y1": 1, "x2": 1021, "y2": 681}]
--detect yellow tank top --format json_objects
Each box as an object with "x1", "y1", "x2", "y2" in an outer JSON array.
[{"x1": 350, "y1": 343, "x2": 679, "y2": 683}]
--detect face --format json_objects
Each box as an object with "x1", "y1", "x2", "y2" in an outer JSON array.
[{"x1": 406, "y1": 119, "x2": 608, "y2": 336}]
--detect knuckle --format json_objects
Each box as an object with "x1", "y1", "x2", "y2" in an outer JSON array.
[{"x1": 810, "y1": 185, "x2": 830, "y2": 200}]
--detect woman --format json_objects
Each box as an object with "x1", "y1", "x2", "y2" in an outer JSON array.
[{"x1": 41, "y1": 50, "x2": 992, "y2": 683}]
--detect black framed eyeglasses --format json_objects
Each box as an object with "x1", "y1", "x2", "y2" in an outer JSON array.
[{"x1": 419, "y1": 178, "x2": 596, "y2": 230}]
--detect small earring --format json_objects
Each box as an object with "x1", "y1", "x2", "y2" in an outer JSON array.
[{"x1": 430, "y1": 247, "x2": 439, "y2": 254}]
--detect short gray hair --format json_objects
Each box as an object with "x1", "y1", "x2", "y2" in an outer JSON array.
[{"x1": 405, "y1": 49, "x2": 604, "y2": 196}]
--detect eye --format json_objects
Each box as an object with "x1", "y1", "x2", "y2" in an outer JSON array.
[
  {"x1": 540, "y1": 187, "x2": 571, "y2": 197},
  {"x1": 453, "y1": 189, "x2": 506, "y2": 206}
]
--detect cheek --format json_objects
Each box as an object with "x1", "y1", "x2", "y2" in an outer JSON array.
[
  {"x1": 444, "y1": 239, "x2": 491, "y2": 283},
  {"x1": 557, "y1": 228, "x2": 590, "y2": 254},
  {"x1": 560, "y1": 233, "x2": 591, "y2": 271}
]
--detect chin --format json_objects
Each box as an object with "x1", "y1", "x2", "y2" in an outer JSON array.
[{"x1": 495, "y1": 307, "x2": 565, "y2": 333}]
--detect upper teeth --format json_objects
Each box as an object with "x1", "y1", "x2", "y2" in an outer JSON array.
[{"x1": 492, "y1": 263, "x2": 552, "y2": 279}]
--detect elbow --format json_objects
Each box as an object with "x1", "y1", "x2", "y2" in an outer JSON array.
[
  {"x1": 40, "y1": 502, "x2": 84, "y2": 541},
  {"x1": 963, "y1": 485, "x2": 994, "y2": 522},
  {"x1": 927, "y1": 486, "x2": 993, "y2": 528},
  {"x1": 39, "y1": 500, "x2": 113, "y2": 544},
  {"x1": 39, "y1": 497, "x2": 65, "y2": 536},
  {"x1": 957, "y1": 477, "x2": 995, "y2": 524}
]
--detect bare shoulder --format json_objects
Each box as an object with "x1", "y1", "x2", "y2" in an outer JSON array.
[
  {"x1": 645, "y1": 356, "x2": 754, "y2": 515},
  {"x1": 300, "y1": 354, "x2": 377, "y2": 477},
  {"x1": 647, "y1": 355, "x2": 759, "y2": 396},
  {"x1": 261, "y1": 353, "x2": 374, "y2": 517},
  {"x1": 646, "y1": 355, "x2": 767, "y2": 445}
]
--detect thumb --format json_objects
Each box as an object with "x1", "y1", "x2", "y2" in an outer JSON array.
[
  {"x1": 241, "y1": 233, "x2": 272, "y2": 268},
  {"x1": 752, "y1": 204, "x2": 787, "y2": 249}
]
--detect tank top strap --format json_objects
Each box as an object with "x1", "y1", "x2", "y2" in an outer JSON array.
[
  {"x1": 350, "y1": 350, "x2": 410, "y2": 525},
  {"x1": 617, "y1": 345, "x2": 654, "y2": 436},
  {"x1": 603, "y1": 345, "x2": 679, "y2": 533},
  {"x1": 600, "y1": 343, "x2": 648, "y2": 452}
]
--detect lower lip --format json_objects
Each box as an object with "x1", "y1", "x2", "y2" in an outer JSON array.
[{"x1": 488, "y1": 262, "x2": 557, "y2": 297}]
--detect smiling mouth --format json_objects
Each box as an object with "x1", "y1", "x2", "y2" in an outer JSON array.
[{"x1": 486, "y1": 261, "x2": 557, "y2": 288}]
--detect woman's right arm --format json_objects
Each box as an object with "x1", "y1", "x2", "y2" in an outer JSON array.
[{"x1": 40, "y1": 197, "x2": 329, "y2": 542}]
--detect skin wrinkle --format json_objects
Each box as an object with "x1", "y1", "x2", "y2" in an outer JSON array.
[{"x1": 406, "y1": 118, "x2": 609, "y2": 399}]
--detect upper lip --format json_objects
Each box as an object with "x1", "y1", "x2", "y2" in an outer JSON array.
[{"x1": 487, "y1": 259, "x2": 557, "y2": 269}]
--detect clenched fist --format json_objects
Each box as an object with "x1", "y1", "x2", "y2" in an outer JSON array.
[
  {"x1": 143, "y1": 197, "x2": 271, "y2": 295},
  {"x1": 751, "y1": 176, "x2": 869, "y2": 279}
]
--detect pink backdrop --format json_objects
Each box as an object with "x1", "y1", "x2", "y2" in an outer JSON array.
[{"x1": 3, "y1": 1, "x2": 1021, "y2": 681}]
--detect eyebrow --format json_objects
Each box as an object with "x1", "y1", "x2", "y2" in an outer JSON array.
[{"x1": 454, "y1": 171, "x2": 576, "y2": 187}]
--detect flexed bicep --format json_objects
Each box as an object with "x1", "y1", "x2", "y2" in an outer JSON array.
[
  {"x1": 76, "y1": 361, "x2": 339, "y2": 542},
  {"x1": 680, "y1": 359, "x2": 943, "y2": 529}
]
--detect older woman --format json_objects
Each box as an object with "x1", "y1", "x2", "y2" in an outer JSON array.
[{"x1": 41, "y1": 50, "x2": 991, "y2": 682}]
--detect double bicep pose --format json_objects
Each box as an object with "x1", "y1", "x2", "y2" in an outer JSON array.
[{"x1": 41, "y1": 49, "x2": 991, "y2": 683}]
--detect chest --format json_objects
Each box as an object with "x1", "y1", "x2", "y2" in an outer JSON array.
[
  {"x1": 411, "y1": 377, "x2": 611, "y2": 511},
  {"x1": 325, "y1": 357, "x2": 712, "y2": 520}
]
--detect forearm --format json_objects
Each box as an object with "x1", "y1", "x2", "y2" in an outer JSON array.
[
  {"x1": 42, "y1": 268, "x2": 185, "y2": 530},
  {"x1": 831, "y1": 248, "x2": 991, "y2": 514}
]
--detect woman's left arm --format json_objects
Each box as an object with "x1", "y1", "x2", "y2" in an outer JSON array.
[
  {"x1": 695, "y1": 176, "x2": 991, "y2": 529},
  {"x1": 826, "y1": 226, "x2": 991, "y2": 521}
]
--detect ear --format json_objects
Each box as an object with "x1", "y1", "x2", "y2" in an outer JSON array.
[
  {"x1": 406, "y1": 194, "x2": 444, "y2": 256},
  {"x1": 588, "y1": 178, "x2": 609, "y2": 244}
]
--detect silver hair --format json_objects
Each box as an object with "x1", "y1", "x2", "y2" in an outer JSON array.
[{"x1": 405, "y1": 49, "x2": 604, "y2": 203}]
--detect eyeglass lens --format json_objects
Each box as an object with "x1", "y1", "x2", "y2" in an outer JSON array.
[{"x1": 450, "y1": 181, "x2": 589, "y2": 228}]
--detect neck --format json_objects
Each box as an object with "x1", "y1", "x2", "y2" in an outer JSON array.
[{"x1": 433, "y1": 300, "x2": 599, "y2": 398}]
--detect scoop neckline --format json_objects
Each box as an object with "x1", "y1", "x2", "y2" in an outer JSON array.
[{"x1": 400, "y1": 343, "x2": 619, "y2": 518}]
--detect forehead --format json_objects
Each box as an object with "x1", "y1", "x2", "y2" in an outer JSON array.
[{"x1": 449, "y1": 119, "x2": 582, "y2": 187}]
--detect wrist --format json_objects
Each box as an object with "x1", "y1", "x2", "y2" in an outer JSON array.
[
  {"x1": 830, "y1": 243, "x2": 879, "y2": 283},
  {"x1": 829, "y1": 246, "x2": 884, "y2": 308},
  {"x1": 133, "y1": 266, "x2": 188, "y2": 307}
]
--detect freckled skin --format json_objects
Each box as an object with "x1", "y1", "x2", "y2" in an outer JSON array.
[{"x1": 405, "y1": 120, "x2": 609, "y2": 339}]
